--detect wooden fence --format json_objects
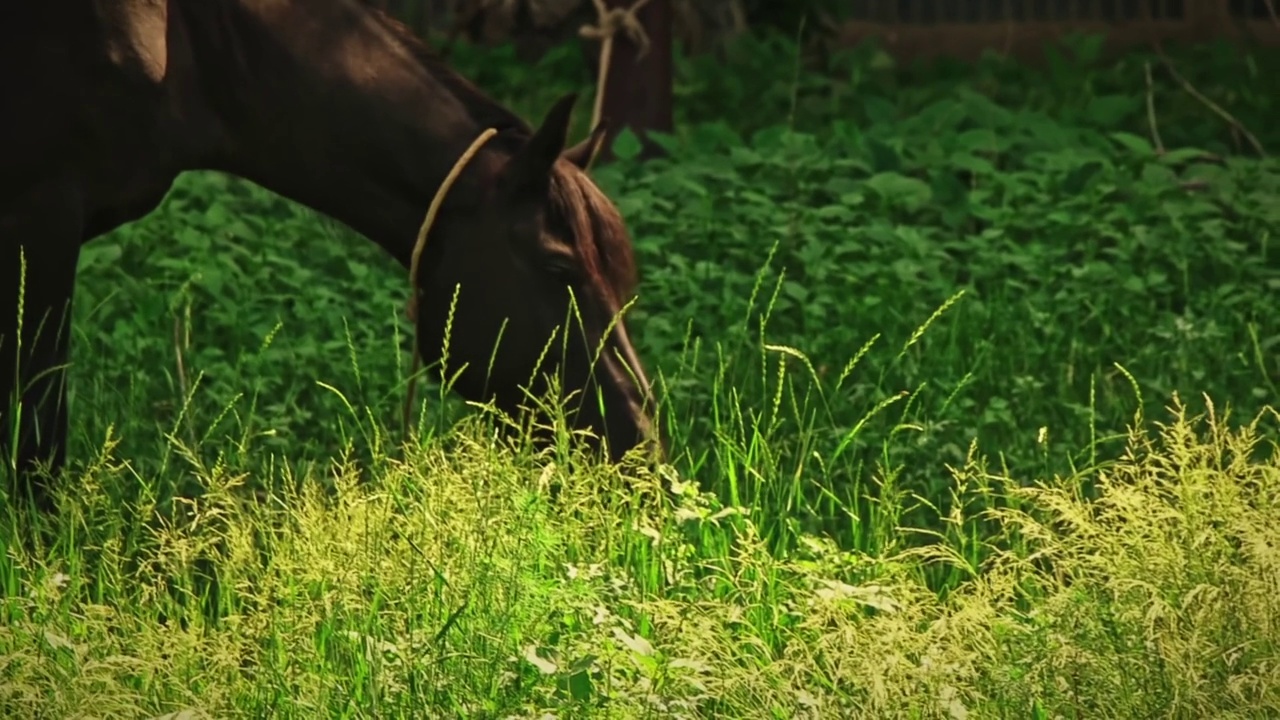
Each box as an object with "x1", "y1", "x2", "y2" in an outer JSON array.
[
  {"x1": 836, "y1": 0, "x2": 1280, "y2": 61},
  {"x1": 369, "y1": 0, "x2": 1279, "y2": 62}
]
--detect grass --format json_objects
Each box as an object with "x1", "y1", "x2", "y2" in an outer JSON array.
[
  {"x1": 3, "y1": 398, "x2": 1278, "y2": 717},
  {"x1": 3, "y1": 31, "x2": 1279, "y2": 717}
]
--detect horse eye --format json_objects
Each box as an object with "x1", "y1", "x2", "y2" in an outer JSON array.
[{"x1": 545, "y1": 258, "x2": 579, "y2": 282}]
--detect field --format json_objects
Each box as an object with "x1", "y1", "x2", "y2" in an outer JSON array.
[{"x1": 3, "y1": 32, "x2": 1279, "y2": 718}]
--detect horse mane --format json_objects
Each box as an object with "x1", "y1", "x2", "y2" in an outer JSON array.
[
  {"x1": 367, "y1": 7, "x2": 533, "y2": 148},
  {"x1": 547, "y1": 162, "x2": 638, "y2": 307}
]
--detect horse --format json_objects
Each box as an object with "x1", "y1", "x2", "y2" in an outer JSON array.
[{"x1": 0, "y1": 0, "x2": 663, "y2": 514}]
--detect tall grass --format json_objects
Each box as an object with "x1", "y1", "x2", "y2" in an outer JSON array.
[{"x1": 2, "y1": 285, "x2": 1278, "y2": 716}]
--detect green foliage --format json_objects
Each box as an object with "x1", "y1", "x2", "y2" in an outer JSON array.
[
  {"x1": 457, "y1": 29, "x2": 1278, "y2": 551},
  {"x1": 668, "y1": 32, "x2": 1280, "y2": 154},
  {"x1": 3, "y1": 30, "x2": 1279, "y2": 717},
  {"x1": 594, "y1": 83, "x2": 1277, "y2": 538}
]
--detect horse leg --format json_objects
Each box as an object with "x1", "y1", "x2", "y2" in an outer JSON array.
[{"x1": 1, "y1": 182, "x2": 84, "y2": 514}]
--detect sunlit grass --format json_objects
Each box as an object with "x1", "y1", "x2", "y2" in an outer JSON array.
[
  {"x1": 4, "y1": 187, "x2": 1277, "y2": 715},
  {"x1": 3, "y1": 338, "x2": 1277, "y2": 718}
]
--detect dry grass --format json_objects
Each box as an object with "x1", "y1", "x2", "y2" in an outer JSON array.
[{"x1": 1, "y1": 394, "x2": 1277, "y2": 718}]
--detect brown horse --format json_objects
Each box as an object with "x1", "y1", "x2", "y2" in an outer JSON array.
[{"x1": 0, "y1": 0, "x2": 662, "y2": 513}]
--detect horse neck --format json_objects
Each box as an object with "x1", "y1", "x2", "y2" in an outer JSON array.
[{"x1": 178, "y1": 0, "x2": 527, "y2": 268}]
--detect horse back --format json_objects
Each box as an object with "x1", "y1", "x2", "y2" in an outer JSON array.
[{"x1": 0, "y1": 2, "x2": 209, "y2": 235}]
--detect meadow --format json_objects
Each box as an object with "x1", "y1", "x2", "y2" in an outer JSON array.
[{"x1": 2, "y1": 32, "x2": 1278, "y2": 718}]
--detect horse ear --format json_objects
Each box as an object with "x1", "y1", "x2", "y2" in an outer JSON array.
[
  {"x1": 562, "y1": 117, "x2": 609, "y2": 171},
  {"x1": 501, "y1": 93, "x2": 578, "y2": 197}
]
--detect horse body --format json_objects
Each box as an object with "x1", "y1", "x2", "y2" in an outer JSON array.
[{"x1": 1, "y1": 0, "x2": 660, "y2": 512}]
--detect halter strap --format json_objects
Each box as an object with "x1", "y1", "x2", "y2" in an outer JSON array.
[{"x1": 403, "y1": 128, "x2": 499, "y2": 437}]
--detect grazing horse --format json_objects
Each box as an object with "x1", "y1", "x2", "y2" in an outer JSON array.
[{"x1": 0, "y1": 0, "x2": 662, "y2": 513}]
